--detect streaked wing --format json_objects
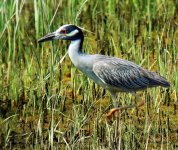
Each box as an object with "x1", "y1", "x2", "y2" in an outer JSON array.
[{"x1": 92, "y1": 58, "x2": 150, "y2": 92}]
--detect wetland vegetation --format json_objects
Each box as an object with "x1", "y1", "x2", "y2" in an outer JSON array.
[{"x1": 0, "y1": 0, "x2": 178, "y2": 149}]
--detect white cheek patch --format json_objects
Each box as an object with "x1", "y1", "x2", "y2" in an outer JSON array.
[{"x1": 67, "y1": 29, "x2": 79, "y2": 37}]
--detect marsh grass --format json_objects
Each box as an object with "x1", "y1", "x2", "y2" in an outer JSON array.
[{"x1": 0, "y1": 0, "x2": 177, "y2": 149}]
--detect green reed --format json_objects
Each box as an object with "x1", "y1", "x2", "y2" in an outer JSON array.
[{"x1": 0, "y1": 0, "x2": 177, "y2": 149}]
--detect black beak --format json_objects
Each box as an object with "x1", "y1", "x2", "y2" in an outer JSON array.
[{"x1": 38, "y1": 32, "x2": 56, "y2": 43}]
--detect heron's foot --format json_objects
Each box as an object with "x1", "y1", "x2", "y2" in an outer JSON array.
[
  {"x1": 106, "y1": 108, "x2": 120, "y2": 119},
  {"x1": 106, "y1": 101, "x2": 144, "y2": 120}
]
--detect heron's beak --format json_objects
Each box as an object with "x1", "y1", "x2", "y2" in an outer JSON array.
[{"x1": 38, "y1": 31, "x2": 61, "y2": 43}]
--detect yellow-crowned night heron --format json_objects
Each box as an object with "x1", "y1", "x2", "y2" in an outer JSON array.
[{"x1": 38, "y1": 24, "x2": 170, "y2": 112}]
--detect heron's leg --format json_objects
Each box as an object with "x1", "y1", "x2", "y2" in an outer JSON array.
[
  {"x1": 106, "y1": 93, "x2": 144, "y2": 119},
  {"x1": 109, "y1": 91, "x2": 120, "y2": 107}
]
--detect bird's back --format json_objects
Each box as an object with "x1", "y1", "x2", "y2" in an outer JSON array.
[{"x1": 92, "y1": 55, "x2": 170, "y2": 92}]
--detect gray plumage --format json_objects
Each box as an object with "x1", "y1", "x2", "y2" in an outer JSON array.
[
  {"x1": 38, "y1": 24, "x2": 170, "y2": 100},
  {"x1": 92, "y1": 55, "x2": 169, "y2": 93}
]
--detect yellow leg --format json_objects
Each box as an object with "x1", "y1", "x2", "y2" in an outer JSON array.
[{"x1": 106, "y1": 100, "x2": 144, "y2": 119}]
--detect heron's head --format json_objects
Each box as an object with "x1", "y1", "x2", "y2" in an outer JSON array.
[{"x1": 38, "y1": 24, "x2": 83, "y2": 43}]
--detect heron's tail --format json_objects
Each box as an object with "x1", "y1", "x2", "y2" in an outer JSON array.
[{"x1": 148, "y1": 72, "x2": 170, "y2": 88}]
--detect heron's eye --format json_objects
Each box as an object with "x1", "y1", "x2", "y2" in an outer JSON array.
[{"x1": 60, "y1": 29, "x2": 67, "y2": 34}]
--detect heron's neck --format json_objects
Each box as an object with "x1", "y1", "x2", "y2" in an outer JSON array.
[
  {"x1": 69, "y1": 37, "x2": 83, "y2": 52},
  {"x1": 68, "y1": 38, "x2": 84, "y2": 66}
]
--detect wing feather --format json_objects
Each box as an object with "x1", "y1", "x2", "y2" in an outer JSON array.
[{"x1": 92, "y1": 58, "x2": 150, "y2": 92}]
